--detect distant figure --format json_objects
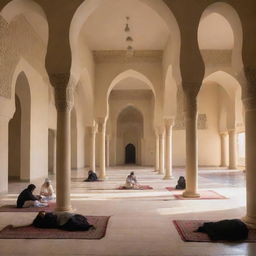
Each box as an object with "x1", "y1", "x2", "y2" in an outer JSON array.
[
  {"x1": 17, "y1": 184, "x2": 48, "y2": 208},
  {"x1": 175, "y1": 176, "x2": 186, "y2": 190},
  {"x1": 32, "y1": 211, "x2": 94, "y2": 231},
  {"x1": 125, "y1": 171, "x2": 138, "y2": 189},
  {"x1": 84, "y1": 170, "x2": 98, "y2": 182},
  {"x1": 40, "y1": 178, "x2": 56, "y2": 201}
]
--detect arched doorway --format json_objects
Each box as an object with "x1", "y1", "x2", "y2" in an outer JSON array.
[
  {"x1": 8, "y1": 72, "x2": 31, "y2": 181},
  {"x1": 125, "y1": 144, "x2": 136, "y2": 164}
]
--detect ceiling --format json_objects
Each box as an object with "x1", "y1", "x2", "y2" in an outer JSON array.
[
  {"x1": 81, "y1": 0, "x2": 170, "y2": 50},
  {"x1": 198, "y1": 13, "x2": 234, "y2": 49},
  {"x1": 113, "y1": 77, "x2": 151, "y2": 90}
]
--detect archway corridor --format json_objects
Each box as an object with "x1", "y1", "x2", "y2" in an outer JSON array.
[{"x1": 0, "y1": 166, "x2": 252, "y2": 256}]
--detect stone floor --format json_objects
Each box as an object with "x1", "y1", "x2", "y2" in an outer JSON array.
[{"x1": 0, "y1": 166, "x2": 255, "y2": 256}]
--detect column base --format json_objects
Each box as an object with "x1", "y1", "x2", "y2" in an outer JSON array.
[
  {"x1": 242, "y1": 215, "x2": 256, "y2": 229},
  {"x1": 153, "y1": 169, "x2": 159, "y2": 172},
  {"x1": 228, "y1": 166, "x2": 237, "y2": 170},
  {"x1": 182, "y1": 191, "x2": 200, "y2": 198},
  {"x1": 55, "y1": 205, "x2": 73, "y2": 212},
  {"x1": 163, "y1": 175, "x2": 174, "y2": 180},
  {"x1": 158, "y1": 172, "x2": 164, "y2": 175},
  {"x1": 99, "y1": 175, "x2": 107, "y2": 181}
]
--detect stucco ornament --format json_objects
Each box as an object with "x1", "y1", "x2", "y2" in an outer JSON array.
[
  {"x1": 50, "y1": 73, "x2": 75, "y2": 112},
  {"x1": 243, "y1": 67, "x2": 256, "y2": 111}
]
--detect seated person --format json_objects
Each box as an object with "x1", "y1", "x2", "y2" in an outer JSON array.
[
  {"x1": 125, "y1": 171, "x2": 138, "y2": 189},
  {"x1": 84, "y1": 170, "x2": 98, "y2": 182},
  {"x1": 32, "y1": 211, "x2": 94, "y2": 231},
  {"x1": 17, "y1": 184, "x2": 48, "y2": 208},
  {"x1": 175, "y1": 176, "x2": 186, "y2": 190},
  {"x1": 40, "y1": 178, "x2": 56, "y2": 200}
]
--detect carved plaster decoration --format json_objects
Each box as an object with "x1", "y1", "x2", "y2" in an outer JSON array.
[
  {"x1": 0, "y1": 15, "x2": 47, "y2": 99},
  {"x1": 243, "y1": 67, "x2": 256, "y2": 111},
  {"x1": 174, "y1": 114, "x2": 208, "y2": 130},
  {"x1": 50, "y1": 73, "x2": 75, "y2": 112},
  {"x1": 201, "y1": 50, "x2": 232, "y2": 66},
  {"x1": 93, "y1": 50, "x2": 163, "y2": 63}
]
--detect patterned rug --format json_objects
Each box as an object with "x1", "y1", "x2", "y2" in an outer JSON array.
[
  {"x1": 118, "y1": 185, "x2": 153, "y2": 190},
  {"x1": 0, "y1": 216, "x2": 110, "y2": 239},
  {"x1": 173, "y1": 220, "x2": 256, "y2": 242},
  {"x1": 166, "y1": 187, "x2": 184, "y2": 192},
  {"x1": 173, "y1": 190, "x2": 227, "y2": 200},
  {"x1": 0, "y1": 202, "x2": 56, "y2": 212}
]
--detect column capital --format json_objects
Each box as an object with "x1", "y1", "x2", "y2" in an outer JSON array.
[
  {"x1": 156, "y1": 126, "x2": 165, "y2": 136},
  {"x1": 50, "y1": 73, "x2": 75, "y2": 112},
  {"x1": 219, "y1": 131, "x2": 228, "y2": 136},
  {"x1": 87, "y1": 125, "x2": 98, "y2": 135},
  {"x1": 164, "y1": 118, "x2": 174, "y2": 127},
  {"x1": 97, "y1": 117, "x2": 106, "y2": 133}
]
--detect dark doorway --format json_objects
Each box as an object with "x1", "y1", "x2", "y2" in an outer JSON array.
[{"x1": 125, "y1": 144, "x2": 136, "y2": 164}]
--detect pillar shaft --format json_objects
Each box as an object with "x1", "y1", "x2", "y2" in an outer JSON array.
[
  {"x1": 52, "y1": 73, "x2": 74, "y2": 212},
  {"x1": 0, "y1": 116, "x2": 10, "y2": 193},
  {"x1": 89, "y1": 126, "x2": 96, "y2": 172},
  {"x1": 155, "y1": 133, "x2": 159, "y2": 172},
  {"x1": 106, "y1": 135, "x2": 110, "y2": 167},
  {"x1": 159, "y1": 130, "x2": 165, "y2": 175},
  {"x1": 220, "y1": 132, "x2": 228, "y2": 167},
  {"x1": 164, "y1": 119, "x2": 174, "y2": 179},
  {"x1": 98, "y1": 119, "x2": 106, "y2": 180},
  {"x1": 228, "y1": 129, "x2": 237, "y2": 169},
  {"x1": 183, "y1": 94, "x2": 199, "y2": 198},
  {"x1": 243, "y1": 96, "x2": 256, "y2": 227}
]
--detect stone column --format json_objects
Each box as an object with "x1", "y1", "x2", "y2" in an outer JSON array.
[
  {"x1": 243, "y1": 95, "x2": 256, "y2": 228},
  {"x1": 164, "y1": 119, "x2": 174, "y2": 179},
  {"x1": 154, "y1": 131, "x2": 159, "y2": 172},
  {"x1": 0, "y1": 115, "x2": 11, "y2": 194},
  {"x1": 183, "y1": 91, "x2": 200, "y2": 198},
  {"x1": 51, "y1": 73, "x2": 74, "y2": 212},
  {"x1": 106, "y1": 134, "x2": 110, "y2": 167},
  {"x1": 98, "y1": 118, "x2": 106, "y2": 180},
  {"x1": 158, "y1": 127, "x2": 165, "y2": 175},
  {"x1": 88, "y1": 125, "x2": 97, "y2": 172},
  {"x1": 228, "y1": 129, "x2": 237, "y2": 169},
  {"x1": 220, "y1": 132, "x2": 228, "y2": 167},
  {"x1": 52, "y1": 130, "x2": 57, "y2": 174}
]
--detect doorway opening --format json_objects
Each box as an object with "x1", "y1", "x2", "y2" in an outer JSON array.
[{"x1": 125, "y1": 144, "x2": 136, "y2": 164}]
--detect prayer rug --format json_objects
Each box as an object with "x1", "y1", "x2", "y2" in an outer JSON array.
[
  {"x1": 173, "y1": 220, "x2": 256, "y2": 242},
  {"x1": 165, "y1": 187, "x2": 184, "y2": 192},
  {"x1": 173, "y1": 190, "x2": 227, "y2": 200},
  {"x1": 118, "y1": 185, "x2": 153, "y2": 190},
  {"x1": 0, "y1": 216, "x2": 110, "y2": 239},
  {"x1": 0, "y1": 202, "x2": 56, "y2": 212}
]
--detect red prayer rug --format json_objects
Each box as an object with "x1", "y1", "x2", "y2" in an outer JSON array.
[
  {"x1": 0, "y1": 202, "x2": 56, "y2": 212},
  {"x1": 0, "y1": 216, "x2": 110, "y2": 239},
  {"x1": 173, "y1": 220, "x2": 256, "y2": 242},
  {"x1": 173, "y1": 190, "x2": 227, "y2": 200},
  {"x1": 118, "y1": 185, "x2": 153, "y2": 190}
]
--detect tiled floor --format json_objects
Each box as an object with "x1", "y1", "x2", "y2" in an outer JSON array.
[{"x1": 0, "y1": 166, "x2": 254, "y2": 256}]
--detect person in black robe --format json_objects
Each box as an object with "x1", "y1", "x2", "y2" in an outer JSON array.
[
  {"x1": 16, "y1": 184, "x2": 44, "y2": 208},
  {"x1": 32, "y1": 211, "x2": 94, "y2": 231},
  {"x1": 196, "y1": 219, "x2": 249, "y2": 241},
  {"x1": 175, "y1": 176, "x2": 186, "y2": 190},
  {"x1": 84, "y1": 170, "x2": 98, "y2": 182}
]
